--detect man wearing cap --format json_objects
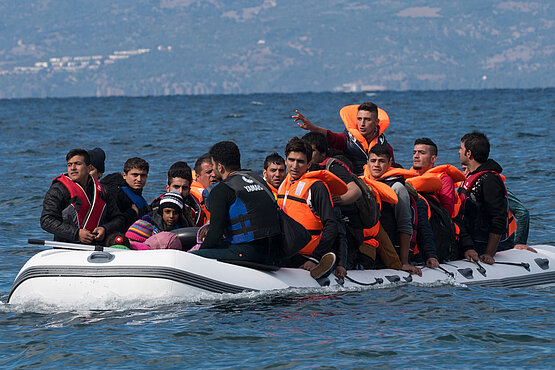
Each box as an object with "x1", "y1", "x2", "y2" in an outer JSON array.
[
  {"x1": 40, "y1": 148, "x2": 124, "y2": 244},
  {"x1": 88, "y1": 147, "x2": 106, "y2": 180}
]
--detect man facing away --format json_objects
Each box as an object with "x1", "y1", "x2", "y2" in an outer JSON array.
[
  {"x1": 277, "y1": 137, "x2": 340, "y2": 279},
  {"x1": 458, "y1": 132, "x2": 513, "y2": 264},
  {"x1": 190, "y1": 141, "x2": 282, "y2": 265},
  {"x1": 101, "y1": 157, "x2": 150, "y2": 231},
  {"x1": 262, "y1": 152, "x2": 286, "y2": 197},
  {"x1": 87, "y1": 147, "x2": 106, "y2": 181},
  {"x1": 41, "y1": 149, "x2": 124, "y2": 244},
  {"x1": 293, "y1": 102, "x2": 392, "y2": 175}
]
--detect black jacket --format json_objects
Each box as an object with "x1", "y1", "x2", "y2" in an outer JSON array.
[
  {"x1": 459, "y1": 159, "x2": 510, "y2": 244},
  {"x1": 101, "y1": 172, "x2": 149, "y2": 231},
  {"x1": 40, "y1": 176, "x2": 124, "y2": 242}
]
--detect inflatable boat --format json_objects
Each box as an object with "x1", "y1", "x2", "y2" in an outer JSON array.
[{"x1": 8, "y1": 239, "x2": 555, "y2": 306}]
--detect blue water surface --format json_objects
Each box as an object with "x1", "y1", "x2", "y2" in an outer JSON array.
[{"x1": 0, "y1": 89, "x2": 553, "y2": 368}]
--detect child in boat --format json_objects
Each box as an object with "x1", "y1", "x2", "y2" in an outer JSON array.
[{"x1": 126, "y1": 191, "x2": 189, "y2": 243}]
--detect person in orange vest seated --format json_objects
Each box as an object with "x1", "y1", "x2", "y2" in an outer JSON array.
[
  {"x1": 190, "y1": 153, "x2": 218, "y2": 223},
  {"x1": 277, "y1": 137, "x2": 342, "y2": 279},
  {"x1": 365, "y1": 144, "x2": 422, "y2": 276},
  {"x1": 412, "y1": 138, "x2": 467, "y2": 217},
  {"x1": 457, "y1": 132, "x2": 513, "y2": 265},
  {"x1": 293, "y1": 102, "x2": 393, "y2": 176},
  {"x1": 150, "y1": 162, "x2": 203, "y2": 227},
  {"x1": 262, "y1": 152, "x2": 286, "y2": 198},
  {"x1": 40, "y1": 148, "x2": 124, "y2": 244}
]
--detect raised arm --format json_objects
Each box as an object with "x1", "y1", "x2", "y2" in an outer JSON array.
[{"x1": 292, "y1": 110, "x2": 328, "y2": 136}]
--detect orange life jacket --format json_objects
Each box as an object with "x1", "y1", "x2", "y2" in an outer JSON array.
[
  {"x1": 55, "y1": 174, "x2": 106, "y2": 232},
  {"x1": 190, "y1": 181, "x2": 210, "y2": 223},
  {"x1": 340, "y1": 104, "x2": 390, "y2": 152},
  {"x1": 277, "y1": 171, "x2": 347, "y2": 256},
  {"x1": 266, "y1": 181, "x2": 279, "y2": 200}
]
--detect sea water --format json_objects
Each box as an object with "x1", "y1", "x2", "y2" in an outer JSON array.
[{"x1": 0, "y1": 89, "x2": 553, "y2": 368}]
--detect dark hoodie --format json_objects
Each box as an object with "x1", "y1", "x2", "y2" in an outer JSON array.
[
  {"x1": 101, "y1": 172, "x2": 149, "y2": 231},
  {"x1": 458, "y1": 159, "x2": 511, "y2": 247}
]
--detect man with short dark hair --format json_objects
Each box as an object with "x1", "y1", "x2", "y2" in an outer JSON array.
[
  {"x1": 40, "y1": 149, "x2": 124, "y2": 244},
  {"x1": 190, "y1": 153, "x2": 218, "y2": 222},
  {"x1": 458, "y1": 132, "x2": 513, "y2": 264},
  {"x1": 190, "y1": 141, "x2": 282, "y2": 264},
  {"x1": 101, "y1": 157, "x2": 150, "y2": 230},
  {"x1": 150, "y1": 161, "x2": 202, "y2": 227},
  {"x1": 262, "y1": 152, "x2": 286, "y2": 196},
  {"x1": 277, "y1": 137, "x2": 341, "y2": 279},
  {"x1": 293, "y1": 102, "x2": 392, "y2": 175}
]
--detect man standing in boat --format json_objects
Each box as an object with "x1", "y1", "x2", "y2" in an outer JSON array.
[
  {"x1": 101, "y1": 157, "x2": 150, "y2": 231},
  {"x1": 457, "y1": 132, "x2": 514, "y2": 264},
  {"x1": 190, "y1": 141, "x2": 282, "y2": 264},
  {"x1": 293, "y1": 102, "x2": 393, "y2": 175},
  {"x1": 40, "y1": 149, "x2": 124, "y2": 244}
]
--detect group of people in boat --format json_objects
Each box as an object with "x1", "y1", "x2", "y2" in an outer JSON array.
[{"x1": 40, "y1": 101, "x2": 532, "y2": 280}]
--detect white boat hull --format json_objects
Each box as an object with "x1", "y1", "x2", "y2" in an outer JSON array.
[{"x1": 8, "y1": 245, "x2": 555, "y2": 307}]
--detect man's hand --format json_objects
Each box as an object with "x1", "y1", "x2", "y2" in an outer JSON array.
[
  {"x1": 300, "y1": 260, "x2": 317, "y2": 271},
  {"x1": 131, "y1": 204, "x2": 139, "y2": 216},
  {"x1": 92, "y1": 226, "x2": 106, "y2": 242},
  {"x1": 464, "y1": 249, "x2": 479, "y2": 262},
  {"x1": 515, "y1": 244, "x2": 537, "y2": 253},
  {"x1": 78, "y1": 229, "x2": 95, "y2": 244},
  {"x1": 335, "y1": 265, "x2": 347, "y2": 279},
  {"x1": 480, "y1": 254, "x2": 495, "y2": 265},
  {"x1": 331, "y1": 194, "x2": 342, "y2": 205},
  {"x1": 426, "y1": 257, "x2": 440, "y2": 269},
  {"x1": 402, "y1": 263, "x2": 422, "y2": 276}
]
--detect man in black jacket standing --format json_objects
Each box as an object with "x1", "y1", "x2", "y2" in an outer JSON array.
[
  {"x1": 458, "y1": 132, "x2": 513, "y2": 264},
  {"x1": 40, "y1": 149, "x2": 124, "y2": 244}
]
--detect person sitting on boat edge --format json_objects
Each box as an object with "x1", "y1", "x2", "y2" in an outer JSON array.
[
  {"x1": 87, "y1": 147, "x2": 106, "y2": 181},
  {"x1": 293, "y1": 102, "x2": 393, "y2": 176},
  {"x1": 126, "y1": 191, "x2": 189, "y2": 247},
  {"x1": 101, "y1": 157, "x2": 150, "y2": 231},
  {"x1": 40, "y1": 148, "x2": 124, "y2": 244},
  {"x1": 150, "y1": 161, "x2": 202, "y2": 227},
  {"x1": 190, "y1": 141, "x2": 282, "y2": 265},
  {"x1": 364, "y1": 144, "x2": 423, "y2": 275},
  {"x1": 457, "y1": 132, "x2": 514, "y2": 264},
  {"x1": 262, "y1": 152, "x2": 286, "y2": 198},
  {"x1": 302, "y1": 132, "x2": 362, "y2": 278},
  {"x1": 190, "y1": 153, "x2": 218, "y2": 224},
  {"x1": 277, "y1": 137, "x2": 342, "y2": 279}
]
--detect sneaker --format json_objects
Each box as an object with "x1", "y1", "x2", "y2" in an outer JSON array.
[{"x1": 310, "y1": 252, "x2": 336, "y2": 279}]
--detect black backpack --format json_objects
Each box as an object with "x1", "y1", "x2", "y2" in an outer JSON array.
[
  {"x1": 422, "y1": 193, "x2": 459, "y2": 262},
  {"x1": 324, "y1": 158, "x2": 380, "y2": 229}
]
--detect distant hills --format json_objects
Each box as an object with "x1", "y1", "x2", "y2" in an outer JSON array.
[{"x1": 0, "y1": 0, "x2": 553, "y2": 98}]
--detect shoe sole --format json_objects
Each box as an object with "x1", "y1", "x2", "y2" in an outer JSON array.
[{"x1": 310, "y1": 252, "x2": 336, "y2": 279}]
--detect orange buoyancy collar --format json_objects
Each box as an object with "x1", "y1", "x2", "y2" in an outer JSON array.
[
  {"x1": 360, "y1": 171, "x2": 398, "y2": 205},
  {"x1": 425, "y1": 164, "x2": 467, "y2": 183},
  {"x1": 339, "y1": 104, "x2": 390, "y2": 152},
  {"x1": 405, "y1": 173, "x2": 443, "y2": 194}
]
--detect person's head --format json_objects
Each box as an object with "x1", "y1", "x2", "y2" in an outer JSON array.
[
  {"x1": 159, "y1": 191, "x2": 183, "y2": 227},
  {"x1": 166, "y1": 161, "x2": 193, "y2": 199},
  {"x1": 460, "y1": 132, "x2": 490, "y2": 166},
  {"x1": 122, "y1": 157, "x2": 149, "y2": 190},
  {"x1": 194, "y1": 153, "x2": 217, "y2": 188},
  {"x1": 87, "y1": 147, "x2": 106, "y2": 180},
  {"x1": 66, "y1": 149, "x2": 91, "y2": 185},
  {"x1": 263, "y1": 152, "x2": 286, "y2": 189},
  {"x1": 302, "y1": 132, "x2": 328, "y2": 164},
  {"x1": 412, "y1": 138, "x2": 438, "y2": 173},
  {"x1": 285, "y1": 137, "x2": 312, "y2": 181},
  {"x1": 104, "y1": 232, "x2": 131, "y2": 249},
  {"x1": 357, "y1": 102, "x2": 380, "y2": 140},
  {"x1": 368, "y1": 144, "x2": 392, "y2": 179},
  {"x1": 209, "y1": 141, "x2": 241, "y2": 181}
]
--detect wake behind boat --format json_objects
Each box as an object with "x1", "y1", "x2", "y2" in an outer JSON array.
[{"x1": 8, "y1": 241, "x2": 555, "y2": 307}]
